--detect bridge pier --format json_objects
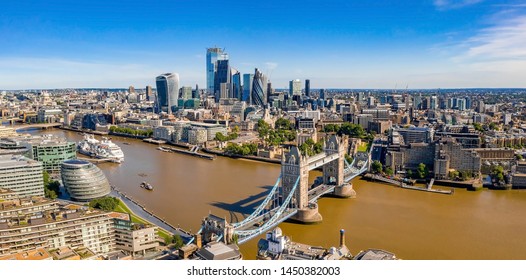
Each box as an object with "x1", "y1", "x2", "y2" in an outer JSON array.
[
  {"x1": 290, "y1": 203, "x2": 323, "y2": 224},
  {"x1": 333, "y1": 183, "x2": 356, "y2": 198}
]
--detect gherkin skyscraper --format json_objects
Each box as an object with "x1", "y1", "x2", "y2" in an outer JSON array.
[{"x1": 251, "y1": 68, "x2": 267, "y2": 106}]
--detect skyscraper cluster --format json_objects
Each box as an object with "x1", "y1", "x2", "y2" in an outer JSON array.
[{"x1": 206, "y1": 47, "x2": 268, "y2": 106}]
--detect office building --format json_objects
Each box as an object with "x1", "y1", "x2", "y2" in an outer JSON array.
[
  {"x1": 413, "y1": 95, "x2": 422, "y2": 109},
  {"x1": 353, "y1": 114, "x2": 373, "y2": 129},
  {"x1": 251, "y1": 68, "x2": 267, "y2": 106},
  {"x1": 465, "y1": 98, "x2": 472, "y2": 110},
  {"x1": 153, "y1": 126, "x2": 174, "y2": 142},
  {"x1": 145, "y1": 85, "x2": 153, "y2": 101},
  {"x1": 82, "y1": 113, "x2": 110, "y2": 131},
  {"x1": 180, "y1": 86, "x2": 193, "y2": 100},
  {"x1": 476, "y1": 100, "x2": 485, "y2": 113},
  {"x1": 232, "y1": 71, "x2": 242, "y2": 100},
  {"x1": 156, "y1": 73, "x2": 180, "y2": 114},
  {"x1": 457, "y1": 98, "x2": 466, "y2": 111},
  {"x1": 192, "y1": 84, "x2": 200, "y2": 99},
  {"x1": 289, "y1": 79, "x2": 301, "y2": 96},
  {"x1": 188, "y1": 127, "x2": 208, "y2": 145},
  {"x1": 61, "y1": 159, "x2": 111, "y2": 202},
  {"x1": 25, "y1": 135, "x2": 77, "y2": 173},
  {"x1": 113, "y1": 213, "x2": 159, "y2": 257},
  {"x1": 37, "y1": 109, "x2": 62, "y2": 123},
  {"x1": 367, "y1": 96, "x2": 375, "y2": 107},
  {"x1": 206, "y1": 47, "x2": 223, "y2": 94},
  {"x1": 214, "y1": 53, "x2": 230, "y2": 101},
  {"x1": 0, "y1": 155, "x2": 44, "y2": 198},
  {"x1": 430, "y1": 95, "x2": 438, "y2": 110},
  {"x1": 242, "y1": 74, "x2": 254, "y2": 103},
  {"x1": 0, "y1": 126, "x2": 17, "y2": 138},
  {"x1": 305, "y1": 79, "x2": 310, "y2": 96},
  {"x1": 394, "y1": 127, "x2": 434, "y2": 144}
]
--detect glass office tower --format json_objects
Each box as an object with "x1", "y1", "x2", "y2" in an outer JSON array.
[
  {"x1": 243, "y1": 73, "x2": 254, "y2": 103},
  {"x1": 206, "y1": 47, "x2": 223, "y2": 95},
  {"x1": 156, "y1": 73, "x2": 179, "y2": 114},
  {"x1": 251, "y1": 68, "x2": 267, "y2": 106}
]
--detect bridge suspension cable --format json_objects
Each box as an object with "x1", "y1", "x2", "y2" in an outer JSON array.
[
  {"x1": 185, "y1": 227, "x2": 203, "y2": 245},
  {"x1": 235, "y1": 175, "x2": 300, "y2": 239},
  {"x1": 231, "y1": 174, "x2": 282, "y2": 229}
]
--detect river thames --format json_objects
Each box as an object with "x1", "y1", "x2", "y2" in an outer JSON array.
[{"x1": 29, "y1": 128, "x2": 526, "y2": 259}]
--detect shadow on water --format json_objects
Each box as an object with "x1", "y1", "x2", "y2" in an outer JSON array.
[{"x1": 210, "y1": 185, "x2": 273, "y2": 223}]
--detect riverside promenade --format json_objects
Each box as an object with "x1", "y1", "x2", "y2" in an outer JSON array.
[{"x1": 110, "y1": 186, "x2": 193, "y2": 241}]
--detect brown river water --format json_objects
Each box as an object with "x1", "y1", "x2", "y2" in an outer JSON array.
[{"x1": 30, "y1": 128, "x2": 526, "y2": 259}]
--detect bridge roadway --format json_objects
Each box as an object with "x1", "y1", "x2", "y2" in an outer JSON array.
[
  {"x1": 307, "y1": 151, "x2": 339, "y2": 170},
  {"x1": 234, "y1": 159, "x2": 369, "y2": 244},
  {"x1": 14, "y1": 123, "x2": 62, "y2": 131}
]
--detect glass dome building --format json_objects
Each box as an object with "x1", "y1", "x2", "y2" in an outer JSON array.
[{"x1": 61, "y1": 159, "x2": 110, "y2": 201}]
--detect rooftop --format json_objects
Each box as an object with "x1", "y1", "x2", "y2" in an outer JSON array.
[
  {"x1": 195, "y1": 241, "x2": 241, "y2": 260},
  {"x1": 108, "y1": 212, "x2": 130, "y2": 221},
  {"x1": 0, "y1": 155, "x2": 40, "y2": 168},
  {"x1": 0, "y1": 248, "x2": 52, "y2": 260},
  {"x1": 62, "y1": 159, "x2": 90, "y2": 166}
]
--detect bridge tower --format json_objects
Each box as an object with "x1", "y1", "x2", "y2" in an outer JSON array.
[
  {"x1": 324, "y1": 135, "x2": 356, "y2": 198},
  {"x1": 281, "y1": 146, "x2": 322, "y2": 223},
  {"x1": 200, "y1": 214, "x2": 235, "y2": 245},
  {"x1": 322, "y1": 135, "x2": 344, "y2": 185}
]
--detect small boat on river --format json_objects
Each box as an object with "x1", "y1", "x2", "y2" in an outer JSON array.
[{"x1": 139, "y1": 181, "x2": 154, "y2": 191}]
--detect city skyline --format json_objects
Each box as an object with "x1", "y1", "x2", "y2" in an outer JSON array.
[{"x1": 1, "y1": 0, "x2": 526, "y2": 89}]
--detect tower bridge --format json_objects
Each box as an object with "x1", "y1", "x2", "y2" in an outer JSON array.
[{"x1": 191, "y1": 135, "x2": 370, "y2": 246}]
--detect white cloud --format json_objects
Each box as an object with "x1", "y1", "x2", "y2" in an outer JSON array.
[
  {"x1": 464, "y1": 15, "x2": 526, "y2": 60},
  {"x1": 438, "y1": 13, "x2": 526, "y2": 87},
  {"x1": 264, "y1": 62, "x2": 278, "y2": 70},
  {"x1": 433, "y1": 0, "x2": 483, "y2": 10}
]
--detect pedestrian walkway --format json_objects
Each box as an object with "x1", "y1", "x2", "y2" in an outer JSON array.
[{"x1": 109, "y1": 188, "x2": 192, "y2": 241}]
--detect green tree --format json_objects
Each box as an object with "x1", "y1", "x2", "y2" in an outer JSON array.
[
  {"x1": 324, "y1": 124, "x2": 340, "y2": 133},
  {"x1": 449, "y1": 170, "x2": 460, "y2": 180},
  {"x1": 299, "y1": 138, "x2": 322, "y2": 157},
  {"x1": 492, "y1": 165, "x2": 505, "y2": 182},
  {"x1": 89, "y1": 197, "x2": 120, "y2": 211},
  {"x1": 385, "y1": 167, "x2": 394, "y2": 176},
  {"x1": 473, "y1": 123, "x2": 484, "y2": 132},
  {"x1": 44, "y1": 188, "x2": 58, "y2": 199},
  {"x1": 338, "y1": 122, "x2": 366, "y2": 138},
  {"x1": 215, "y1": 132, "x2": 228, "y2": 142},
  {"x1": 516, "y1": 154, "x2": 523, "y2": 160},
  {"x1": 371, "y1": 160, "x2": 383, "y2": 174},
  {"x1": 344, "y1": 154, "x2": 353, "y2": 164},
  {"x1": 225, "y1": 143, "x2": 258, "y2": 156},
  {"x1": 257, "y1": 119, "x2": 271, "y2": 139},
  {"x1": 43, "y1": 171, "x2": 60, "y2": 199},
  {"x1": 172, "y1": 234, "x2": 184, "y2": 249},
  {"x1": 489, "y1": 122, "x2": 498, "y2": 131},
  {"x1": 407, "y1": 170, "x2": 413, "y2": 179},
  {"x1": 275, "y1": 118, "x2": 294, "y2": 130},
  {"x1": 416, "y1": 163, "x2": 429, "y2": 179},
  {"x1": 43, "y1": 171, "x2": 50, "y2": 187}
]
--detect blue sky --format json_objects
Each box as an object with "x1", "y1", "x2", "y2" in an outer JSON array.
[{"x1": 1, "y1": 0, "x2": 525, "y2": 89}]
